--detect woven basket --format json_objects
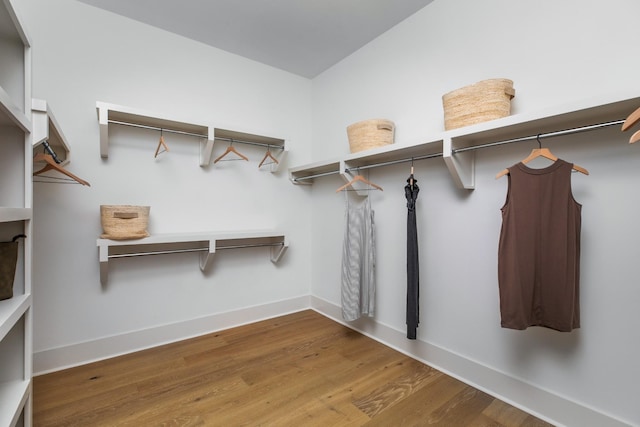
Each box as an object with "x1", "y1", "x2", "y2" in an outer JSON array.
[
  {"x1": 0, "y1": 239, "x2": 19, "y2": 301},
  {"x1": 442, "y1": 79, "x2": 515, "y2": 130},
  {"x1": 347, "y1": 119, "x2": 395, "y2": 153},
  {"x1": 0, "y1": 235, "x2": 25, "y2": 301},
  {"x1": 100, "y1": 205, "x2": 150, "y2": 240}
]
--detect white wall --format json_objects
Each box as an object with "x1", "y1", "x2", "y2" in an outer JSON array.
[
  {"x1": 310, "y1": 0, "x2": 640, "y2": 426},
  {"x1": 20, "y1": 0, "x2": 313, "y2": 363}
]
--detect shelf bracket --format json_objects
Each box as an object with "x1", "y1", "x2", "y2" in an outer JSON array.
[
  {"x1": 199, "y1": 239, "x2": 216, "y2": 271},
  {"x1": 98, "y1": 104, "x2": 109, "y2": 159},
  {"x1": 98, "y1": 242, "x2": 109, "y2": 285},
  {"x1": 270, "y1": 238, "x2": 288, "y2": 263},
  {"x1": 199, "y1": 127, "x2": 216, "y2": 167},
  {"x1": 443, "y1": 136, "x2": 475, "y2": 190}
]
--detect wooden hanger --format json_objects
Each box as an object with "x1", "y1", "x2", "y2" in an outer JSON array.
[
  {"x1": 621, "y1": 106, "x2": 640, "y2": 132},
  {"x1": 629, "y1": 129, "x2": 640, "y2": 144},
  {"x1": 621, "y1": 106, "x2": 640, "y2": 143},
  {"x1": 213, "y1": 142, "x2": 249, "y2": 164},
  {"x1": 258, "y1": 147, "x2": 279, "y2": 168},
  {"x1": 336, "y1": 174, "x2": 383, "y2": 192},
  {"x1": 154, "y1": 134, "x2": 169, "y2": 158},
  {"x1": 496, "y1": 147, "x2": 589, "y2": 178},
  {"x1": 33, "y1": 153, "x2": 91, "y2": 186}
]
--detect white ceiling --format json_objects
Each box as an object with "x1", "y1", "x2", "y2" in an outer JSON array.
[{"x1": 77, "y1": 0, "x2": 434, "y2": 78}]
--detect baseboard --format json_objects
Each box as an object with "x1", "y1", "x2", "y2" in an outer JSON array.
[
  {"x1": 33, "y1": 295, "x2": 311, "y2": 376},
  {"x1": 309, "y1": 296, "x2": 631, "y2": 427}
]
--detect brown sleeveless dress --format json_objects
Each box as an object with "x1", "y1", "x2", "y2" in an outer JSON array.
[{"x1": 498, "y1": 160, "x2": 581, "y2": 332}]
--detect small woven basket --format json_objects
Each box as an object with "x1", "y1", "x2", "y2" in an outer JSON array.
[
  {"x1": 442, "y1": 79, "x2": 515, "y2": 130},
  {"x1": 347, "y1": 119, "x2": 395, "y2": 153},
  {"x1": 100, "y1": 205, "x2": 150, "y2": 240}
]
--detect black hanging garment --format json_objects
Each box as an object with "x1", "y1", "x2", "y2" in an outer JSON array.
[{"x1": 405, "y1": 174, "x2": 420, "y2": 339}]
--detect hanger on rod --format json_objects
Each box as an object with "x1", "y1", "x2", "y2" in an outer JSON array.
[
  {"x1": 154, "y1": 130, "x2": 170, "y2": 158},
  {"x1": 214, "y1": 139, "x2": 249, "y2": 163},
  {"x1": 336, "y1": 172, "x2": 383, "y2": 192},
  {"x1": 408, "y1": 158, "x2": 416, "y2": 189},
  {"x1": 258, "y1": 145, "x2": 279, "y2": 168},
  {"x1": 621, "y1": 106, "x2": 640, "y2": 143},
  {"x1": 496, "y1": 135, "x2": 589, "y2": 179},
  {"x1": 33, "y1": 153, "x2": 91, "y2": 186}
]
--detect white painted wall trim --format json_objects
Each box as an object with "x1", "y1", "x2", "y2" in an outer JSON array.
[
  {"x1": 310, "y1": 296, "x2": 633, "y2": 427},
  {"x1": 33, "y1": 295, "x2": 311, "y2": 376}
]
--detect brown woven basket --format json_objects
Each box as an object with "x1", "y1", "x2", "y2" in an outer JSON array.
[
  {"x1": 442, "y1": 79, "x2": 515, "y2": 130},
  {"x1": 0, "y1": 239, "x2": 19, "y2": 301},
  {"x1": 100, "y1": 205, "x2": 150, "y2": 240},
  {"x1": 347, "y1": 119, "x2": 395, "y2": 153}
]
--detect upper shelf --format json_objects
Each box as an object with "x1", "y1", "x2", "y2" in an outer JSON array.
[
  {"x1": 96, "y1": 101, "x2": 287, "y2": 169},
  {"x1": 290, "y1": 92, "x2": 640, "y2": 190},
  {"x1": 32, "y1": 98, "x2": 71, "y2": 166}
]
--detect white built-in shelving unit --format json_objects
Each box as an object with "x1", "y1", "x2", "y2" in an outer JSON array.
[
  {"x1": 0, "y1": 0, "x2": 32, "y2": 425},
  {"x1": 290, "y1": 93, "x2": 640, "y2": 193},
  {"x1": 97, "y1": 231, "x2": 288, "y2": 285},
  {"x1": 96, "y1": 101, "x2": 288, "y2": 171}
]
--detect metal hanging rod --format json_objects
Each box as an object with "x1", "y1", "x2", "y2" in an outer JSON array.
[
  {"x1": 293, "y1": 169, "x2": 341, "y2": 182},
  {"x1": 345, "y1": 152, "x2": 443, "y2": 173},
  {"x1": 292, "y1": 152, "x2": 442, "y2": 183},
  {"x1": 108, "y1": 119, "x2": 284, "y2": 150},
  {"x1": 214, "y1": 136, "x2": 284, "y2": 150},
  {"x1": 453, "y1": 119, "x2": 625, "y2": 154},
  {"x1": 108, "y1": 242, "x2": 285, "y2": 259},
  {"x1": 109, "y1": 119, "x2": 206, "y2": 138}
]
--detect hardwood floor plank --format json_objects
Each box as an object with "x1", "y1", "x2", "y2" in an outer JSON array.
[
  {"x1": 481, "y1": 399, "x2": 532, "y2": 426},
  {"x1": 362, "y1": 374, "x2": 469, "y2": 426},
  {"x1": 352, "y1": 363, "x2": 440, "y2": 418},
  {"x1": 34, "y1": 310, "x2": 554, "y2": 427}
]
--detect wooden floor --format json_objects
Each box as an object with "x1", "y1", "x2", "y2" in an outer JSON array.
[{"x1": 34, "y1": 310, "x2": 554, "y2": 426}]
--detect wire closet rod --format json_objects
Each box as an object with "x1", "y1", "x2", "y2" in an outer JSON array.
[
  {"x1": 293, "y1": 152, "x2": 444, "y2": 182},
  {"x1": 108, "y1": 242, "x2": 285, "y2": 259},
  {"x1": 453, "y1": 119, "x2": 625, "y2": 154},
  {"x1": 108, "y1": 119, "x2": 285, "y2": 150},
  {"x1": 293, "y1": 118, "x2": 624, "y2": 182}
]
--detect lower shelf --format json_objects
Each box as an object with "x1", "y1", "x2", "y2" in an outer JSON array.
[
  {"x1": 0, "y1": 294, "x2": 30, "y2": 342},
  {"x1": 97, "y1": 231, "x2": 288, "y2": 284},
  {"x1": 0, "y1": 379, "x2": 30, "y2": 427}
]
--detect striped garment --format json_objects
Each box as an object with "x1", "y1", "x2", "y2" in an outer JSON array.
[{"x1": 341, "y1": 195, "x2": 376, "y2": 321}]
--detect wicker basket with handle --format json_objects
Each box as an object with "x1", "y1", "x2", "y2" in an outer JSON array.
[
  {"x1": 442, "y1": 79, "x2": 515, "y2": 130},
  {"x1": 100, "y1": 205, "x2": 150, "y2": 240},
  {"x1": 347, "y1": 119, "x2": 395, "y2": 153}
]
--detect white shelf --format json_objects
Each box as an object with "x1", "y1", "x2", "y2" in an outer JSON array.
[
  {"x1": 0, "y1": 379, "x2": 30, "y2": 427},
  {"x1": 96, "y1": 101, "x2": 287, "y2": 169},
  {"x1": 290, "y1": 92, "x2": 640, "y2": 190},
  {"x1": 0, "y1": 294, "x2": 30, "y2": 343},
  {"x1": 32, "y1": 98, "x2": 71, "y2": 166},
  {"x1": 0, "y1": 86, "x2": 31, "y2": 132},
  {"x1": 97, "y1": 231, "x2": 288, "y2": 284},
  {"x1": 0, "y1": 207, "x2": 31, "y2": 223}
]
